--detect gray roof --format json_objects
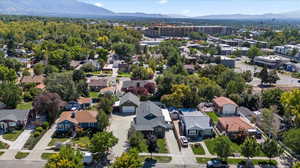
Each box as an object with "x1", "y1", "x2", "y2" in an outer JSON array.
[
  {"x1": 182, "y1": 112, "x2": 212, "y2": 130},
  {"x1": 134, "y1": 101, "x2": 167, "y2": 131},
  {"x1": 119, "y1": 92, "x2": 140, "y2": 107},
  {"x1": 0, "y1": 109, "x2": 30, "y2": 121},
  {"x1": 122, "y1": 80, "x2": 155, "y2": 89}
]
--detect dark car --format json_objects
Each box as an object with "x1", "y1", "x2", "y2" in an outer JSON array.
[{"x1": 207, "y1": 159, "x2": 229, "y2": 168}]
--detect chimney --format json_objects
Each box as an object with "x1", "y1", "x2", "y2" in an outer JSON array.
[{"x1": 71, "y1": 111, "x2": 76, "y2": 119}]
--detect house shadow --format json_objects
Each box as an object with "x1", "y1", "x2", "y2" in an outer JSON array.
[{"x1": 142, "y1": 158, "x2": 157, "y2": 168}]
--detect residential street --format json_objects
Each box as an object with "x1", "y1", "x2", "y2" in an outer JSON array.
[{"x1": 0, "y1": 160, "x2": 46, "y2": 168}]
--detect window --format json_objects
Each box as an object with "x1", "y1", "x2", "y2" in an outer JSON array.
[
  {"x1": 144, "y1": 113, "x2": 157, "y2": 120},
  {"x1": 188, "y1": 130, "x2": 197, "y2": 135}
]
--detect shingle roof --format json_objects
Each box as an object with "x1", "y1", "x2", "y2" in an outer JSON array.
[
  {"x1": 0, "y1": 109, "x2": 30, "y2": 121},
  {"x1": 119, "y1": 92, "x2": 140, "y2": 107},
  {"x1": 122, "y1": 80, "x2": 155, "y2": 89},
  {"x1": 218, "y1": 117, "x2": 254, "y2": 132},
  {"x1": 21, "y1": 75, "x2": 45, "y2": 84},
  {"x1": 88, "y1": 79, "x2": 108, "y2": 87},
  {"x1": 58, "y1": 110, "x2": 98, "y2": 124},
  {"x1": 213, "y1": 97, "x2": 237, "y2": 107},
  {"x1": 182, "y1": 112, "x2": 212, "y2": 130},
  {"x1": 134, "y1": 101, "x2": 167, "y2": 131}
]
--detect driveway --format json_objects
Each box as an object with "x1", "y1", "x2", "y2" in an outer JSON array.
[{"x1": 109, "y1": 114, "x2": 135, "y2": 158}]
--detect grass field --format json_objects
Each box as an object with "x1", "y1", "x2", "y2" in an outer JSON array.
[
  {"x1": 15, "y1": 152, "x2": 29, "y2": 159},
  {"x1": 16, "y1": 102, "x2": 32, "y2": 110},
  {"x1": 0, "y1": 141, "x2": 9, "y2": 149},
  {"x1": 2, "y1": 130, "x2": 23, "y2": 141},
  {"x1": 191, "y1": 143, "x2": 206, "y2": 155}
]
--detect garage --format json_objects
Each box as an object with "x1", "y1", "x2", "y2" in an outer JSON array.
[{"x1": 122, "y1": 106, "x2": 135, "y2": 113}]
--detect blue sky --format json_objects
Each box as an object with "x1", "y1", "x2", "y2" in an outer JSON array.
[{"x1": 80, "y1": 0, "x2": 300, "y2": 17}]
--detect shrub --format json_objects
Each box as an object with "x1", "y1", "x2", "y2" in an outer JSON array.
[
  {"x1": 42, "y1": 122, "x2": 49, "y2": 129},
  {"x1": 35, "y1": 126, "x2": 43, "y2": 132},
  {"x1": 33, "y1": 131, "x2": 41, "y2": 137}
]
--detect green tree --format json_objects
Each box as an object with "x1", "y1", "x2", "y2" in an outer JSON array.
[
  {"x1": 281, "y1": 89, "x2": 300, "y2": 127},
  {"x1": 97, "y1": 109, "x2": 109, "y2": 132},
  {"x1": 77, "y1": 80, "x2": 89, "y2": 97},
  {"x1": 259, "y1": 66, "x2": 269, "y2": 85},
  {"x1": 241, "y1": 70, "x2": 253, "y2": 83},
  {"x1": 97, "y1": 94, "x2": 115, "y2": 114},
  {"x1": 283, "y1": 128, "x2": 300, "y2": 155},
  {"x1": 0, "y1": 65, "x2": 17, "y2": 81},
  {"x1": 45, "y1": 145, "x2": 83, "y2": 168},
  {"x1": 247, "y1": 46, "x2": 263, "y2": 61},
  {"x1": 260, "y1": 107, "x2": 278, "y2": 137},
  {"x1": 0, "y1": 82, "x2": 22, "y2": 108},
  {"x1": 72, "y1": 70, "x2": 86, "y2": 81},
  {"x1": 89, "y1": 131, "x2": 118, "y2": 161},
  {"x1": 261, "y1": 139, "x2": 282, "y2": 160},
  {"x1": 112, "y1": 43, "x2": 135, "y2": 63},
  {"x1": 111, "y1": 149, "x2": 143, "y2": 168},
  {"x1": 213, "y1": 136, "x2": 232, "y2": 160},
  {"x1": 261, "y1": 88, "x2": 284, "y2": 112},
  {"x1": 45, "y1": 72, "x2": 79, "y2": 101},
  {"x1": 128, "y1": 130, "x2": 148, "y2": 152},
  {"x1": 33, "y1": 63, "x2": 45, "y2": 75},
  {"x1": 241, "y1": 137, "x2": 260, "y2": 160},
  {"x1": 293, "y1": 162, "x2": 300, "y2": 168}
]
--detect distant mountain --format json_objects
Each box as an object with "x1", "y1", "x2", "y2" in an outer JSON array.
[
  {"x1": 116, "y1": 12, "x2": 169, "y2": 18},
  {"x1": 0, "y1": 0, "x2": 114, "y2": 17},
  {"x1": 194, "y1": 10, "x2": 300, "y2": 20}
]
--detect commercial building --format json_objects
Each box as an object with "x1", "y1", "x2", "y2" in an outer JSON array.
[
  {"x1": 253, "y1": 55, "x2": 289, "y2": 69},
  {"x1": 144, "y1": 25, "x2": 234, "y2": 37},
  {"x1": 220, "y1": 56, "x2": 235, "y2": 68}
]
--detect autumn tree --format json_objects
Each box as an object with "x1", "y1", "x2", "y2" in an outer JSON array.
[
  {"x1": 281, "y1": 89, "x2": 300, "y2": 127},
  {"x1": 45, "y1": 145, "x2": 83, "y2": 168}
]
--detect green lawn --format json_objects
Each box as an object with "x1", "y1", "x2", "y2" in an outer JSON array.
[
  {"x1": 41, "y1": 153, "x2": 56, "y2": 160},
  {"x1": 140, "y1": 156, "x2": 172, "y2": 163},
  {"x1": 196, "y1": 157, "x2": 277, "y2": 165},
  {"x1": 48, "y1": 138, "x2": 69, "y2": 146},
  {"x1": 72, "y1": 136, "x2": 90, "y2": 149},
  {"x1": 2, "y1": 130, "x2": 23, "y2": 141},
  {"x1": 15, "y1": 152, "x2": 29, "y2": 159},
  {"x1": 204, "y1": 137, "x2": 266, "y2": 157},
  {"x1": 0, "y1": 141, "x2": 9, "y2": 149},
  {"x1": 118, "y1": 72, "x2": 131, "y2": 78},
  {"x1": 156, "y1": 138, "x2": 169, "y2": 153},
  {"x1": 16, "y1": 102, "x2": 32, "y2": 110},
  {"x1": 191, "y1": 143, "x2": 205, "y2": 155},
  {"x1": 89, "y1": 91, "x2": 99, "y2": 98},
  {"x1": 0, "y1": 152, "x2": 4, "y2": 156},
  {"x1": 204, "y1": 137, "x2": 241, "y2": 155},
  {"x1": 206, "y1": 112, "x2": 219, "y2": 124}
]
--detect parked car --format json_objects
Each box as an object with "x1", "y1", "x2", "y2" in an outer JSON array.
[
  {"x1": 207, "y1": 159, "x2": 229, "y2": 168},
  {"x1": 179, "y1": 136, "x2": 188, "y2": 147}
]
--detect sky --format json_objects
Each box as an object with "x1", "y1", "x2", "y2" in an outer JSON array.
[{"x1": 79, "y1": 0, "x2": 300, "y2": 17}]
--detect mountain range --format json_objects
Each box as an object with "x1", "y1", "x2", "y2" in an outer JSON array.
[{"x1": 0, "y1": 0, "x2": 299, "y2": 20}]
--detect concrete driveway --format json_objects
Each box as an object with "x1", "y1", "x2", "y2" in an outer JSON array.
[{"x1": 109, "y1": 114, "x2": 135, "y2": 158}]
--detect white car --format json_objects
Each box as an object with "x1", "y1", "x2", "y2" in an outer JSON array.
[{"x1": 179, "y1": 136, "x2": 188, "y2": 147}]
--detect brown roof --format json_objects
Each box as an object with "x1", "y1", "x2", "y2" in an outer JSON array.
[
  {"x1": 100, "y1": 87, "x2": 115, "y2": 94},
  {"x1": 213, "y1": 97, "x2": 237, "y2": 107},
  {"x1": 218, "y1": 117, "x2": 254, "y2": 132},
  {"x1": 35, "y1": 83, "x2": 46, "y2": 89},
  {"x1": 77, "y1": 97, "x2": 92, "y2": 104},
  {"x1": 21, "y1": 75, "x2": 45, "y2": 84},
  {"x1": 58, "y1": 110, "x2": 98, "y2": 124},
  {"x1": 88, "y1": 79, "x2": 108, "y2": 87}
]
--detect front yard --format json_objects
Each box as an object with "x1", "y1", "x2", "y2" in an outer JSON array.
[
  {"x1": 16, "y1": 102, "x2": 32, "y2": 110},
  {"x1": 48, "y1": 138, "x2": 69, "y2": 146},
  {"x1": 191, "y1": 143, "x2": 205, "y2": 155},
  {"x1": 156, "y1": 138, "x2": 169, "y2": 153},
  {"x1": 139, "y1": 156, "x2": 172, "y2": 163},
  {"x1": 72, "y1": 136, "x2": 90, "y2": 149},
  {"x1": 2, "y1": 130, "x2": 23, "y2": 141},
  {"x1": 204, "y1": 137, "x2": 266, "y2": 157},
  {"x1": 0, "y1": 141, "x2": 9, "y2": 149},
  {"x1": 41, "y1": 153, "x2": 56, "y2": 160},
  {"x1": 15, "y1": 152, "x2": 29, "y2": 159}
]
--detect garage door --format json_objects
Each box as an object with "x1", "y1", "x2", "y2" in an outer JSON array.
[{"x1": 122, "y1": 106, "x2": 135, "y2": 113}]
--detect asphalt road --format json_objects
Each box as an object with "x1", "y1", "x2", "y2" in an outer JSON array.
[{"x1": 0, "y1": 160, "x2": 46, "y2": 168}]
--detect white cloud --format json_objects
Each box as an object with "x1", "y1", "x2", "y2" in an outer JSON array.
[
  {"x1": 94, "y1": 2, "x2": 103, "y2": 7},
  {"x1": 158, "y1": 0, "x2": 168, "y2": 4},
  {"x1": 182, "y1": 9, "x2": 191, "y2": 15}
]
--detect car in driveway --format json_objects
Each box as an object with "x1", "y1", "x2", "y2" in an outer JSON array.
[
  {"x1": 207, "y1": 159, "x2": 229, "y2": 168},
  {"x1": 179, "y1": 136, "x2": 188, "y2": 147}
]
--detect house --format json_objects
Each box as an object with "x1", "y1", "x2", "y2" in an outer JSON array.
[
  {"x1": 133, "y1": 101, "x2": 168, "y2": 138},
  {"x1": 21, "y1": 75, "x2": 45, "y2": 85},
  {"x1": 237, "y1": 107, "x2": 257, "y2": 123},
  {"x1": 217, "y1": 117, "x2": 256, "y2": 138},
  {"x1": 180, "y1": 111, "x2": 213, "y2": 139},
  {"x1": 213, "y1": 97, "x2": 238, "y2": 116},
  {"x1": 115, "y1": 92, "x2": 140, "y2": 114},
  {"x1": 77, "y1": 97, "x2": 92, "y2": 109},
  {"x1": 64, "y1": 101, "x2": 81, "y2": 111},
  {"x1": 100, "y1": 87, "x2": 115, "y2": 95},
  {"x1": 121, "y1": 80, "x2": 156, "y2": 96},
  {"x1": 220, "y1": 56, "x2": 235, "y2": 68},
  {"x1": 87, "y1": 78, "x2": 108, "y2": 92},
  {"x1": 0, "y1": 109, "x2": 31, "y2": 133},
  {"x1": 102, "y1": 64, "x2": 113, "y2": 73},
  {"x1": 56, "y1": 110, "x2": 98, "y2": 132}
]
